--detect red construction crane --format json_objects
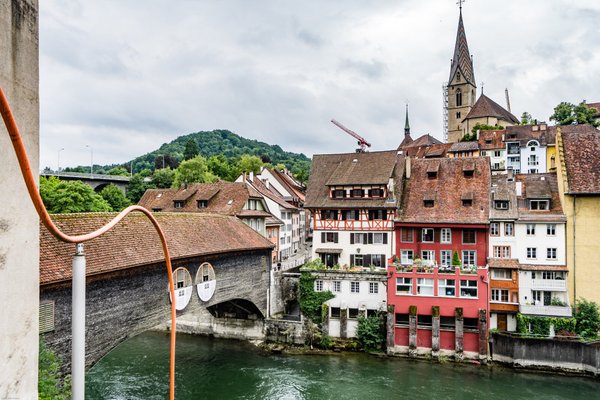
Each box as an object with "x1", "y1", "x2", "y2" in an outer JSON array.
[{"x1": 331, "y1": 119, "x2": 372, "y2": 153}]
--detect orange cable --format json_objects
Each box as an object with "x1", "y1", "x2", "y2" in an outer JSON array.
[{"x1": 0, "y1": 87, "x2": 176, "y2": 400}]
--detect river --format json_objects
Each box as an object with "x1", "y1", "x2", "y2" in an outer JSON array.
[{"x1": 86, "y1": 331, "x2": 598, "y2": 400}]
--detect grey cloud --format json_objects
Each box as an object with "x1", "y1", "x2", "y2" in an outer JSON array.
[{"x1": 338, "y1": 59, "x2": 387, "y2": 79}]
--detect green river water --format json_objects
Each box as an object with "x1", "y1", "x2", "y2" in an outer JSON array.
[{"x1": 86, "y1": 331, "x2": 599, "y2": 400}]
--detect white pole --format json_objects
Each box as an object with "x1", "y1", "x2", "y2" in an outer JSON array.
[{"x1": 72, "y1": 243, "x2": 86, "y2": 400}]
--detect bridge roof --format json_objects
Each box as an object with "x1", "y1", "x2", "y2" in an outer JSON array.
[{"x1": 40, "y1": 212, "x2": 274, "y2": 285}]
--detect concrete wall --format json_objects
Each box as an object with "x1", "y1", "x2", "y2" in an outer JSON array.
[
  {"x1": 41, "y1": 249, "x2": 271, "y2": 369},
  {"x1": 491, "y1": 332, "x2": 600, "y2": 375},
  {"x1": 0, "y1": 0, "x2": 39, "y2": 398}
]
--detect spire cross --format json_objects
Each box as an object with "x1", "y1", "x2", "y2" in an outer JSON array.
[
  {"x1": 457, "y1": 0, "x2": 465, "y2": 10},
  {"x1": 481, "y1": 81, "x2": 484, "y2": 95}
]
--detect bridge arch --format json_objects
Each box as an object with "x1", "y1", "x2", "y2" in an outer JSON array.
[{"x1": 207, "y1": 298, "x2": 265, "y2": 320}]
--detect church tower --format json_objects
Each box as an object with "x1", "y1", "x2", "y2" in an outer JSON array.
[{"x1": 446, "y1": 5, "x2": 477, "y2": 143}]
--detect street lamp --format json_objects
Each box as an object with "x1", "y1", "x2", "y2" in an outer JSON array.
[
  {"x1": 85, "y1": 145, "x2": 93, "y2": 177},
  {"x1": 57, "y1": 148, "x2": 64, "y2": 173}
]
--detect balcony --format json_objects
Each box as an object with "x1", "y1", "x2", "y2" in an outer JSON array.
[
  {"x1": 530, "y1": 279, "x2": 567, "y2": 291},
  {"x1": 520, "y1": 304, "x2": 572, "y2": 317}
]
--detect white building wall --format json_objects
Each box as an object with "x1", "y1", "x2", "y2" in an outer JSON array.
[
  {"x1": 514, "y1": 222, "x2": 566, "y2": 265},
  {"x1": 312, "y1": 229, "x2": 393, "y2": 267},
  {"x1": 488, "y1": 221, "x2": 518, "y2": 258},
  {"x1": 0, "y1": 1, "x2": 39, "y2": 397},
  {"x1": 520, "y1": 144, "x2": 547, "y2": 173}
]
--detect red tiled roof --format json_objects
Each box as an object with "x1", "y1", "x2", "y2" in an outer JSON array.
[
  {"x1": 559, "y1": 124, "x2": 600, "y2": 194},
  {"x1": 514, "y1": 173, "x2": 565, "y2": 221},
  {"x1": 247, "y1": 175, "x2": 298, "y2": 211},
  {"x1": 449, "y1": 141, "x2": 479, "y2": 152},
  {"x1": 464, "y1": 94, "x2": 519, "y2": 124},
  {"x1": 504, "y1": 124, "x2": 555, "y2": 146},
  {"x1": 488, "y1": 259, "x2": 519, "y2": 269},
  {"x1": 519, "y1": 264, "x2": 568, "y2": 271},
  {"x1": 478, "y1": 130, "x2": 505, "y2": 150},
  {"x1": 40, "y1": 212, "x2": 274, "y2": 285},
  {"x1": 403, "y1": 134, "x2": 443, "y2": 148},
  {"x1": 399, "y1": 157, "x2": 490, "y2": 224},
  {"x1": 586, "y1": 102, "x2": 600, "y2": 115}
]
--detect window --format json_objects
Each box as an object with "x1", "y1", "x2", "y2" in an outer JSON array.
[
  {"x1": 350, "y1": 189, "x2": 364, "y2": 198},
  {"x1": 342, "y1": 210, "x2": 360, "y2": 221},
  {"x1": 440, "y1": 250, "x2": 452, "y2": 267},
  {"x1": 460, "y1": 280, "x2": 478, "y2": 297},
  {"x1": 494, "y1": 150, "x2": 502, "y2": 157},
  {"x1": 439, "y1": 279, "x2": 455, "y2": 296},
  {"x1": 490, "y1": 223, "x2": 499, "y2": 236},
  {"x1": 456, "y1": 89, "x2": 462, "y2": 106},
  {"x1": 174, "y1": 201, "x2": 184, "y2": 209},
  {"x1": 332, "y1": 189, "x2": 346, "y2": 199},
  {"x1": 396, "y1": 277, "x2": 412, "y2": 294},
  {"x1": 541, "y1": 271, "x2": 564, "y2": 280},
  {"x1": 197, "y1": 200, "x2": 208, "y2": 208},
  {"x1": 440, "y1": 316, "x2": 456, "y2": 329},
  {"x1": 351, "y1": 233, "x2": 368, "y2": 244},
  {"x1": 369, "y1": 188, "x2": 384, "y2": 197},
  {"x1": 401, "y1": 228, "x2": 413, "y2": 242},
  {"x1": 40, "y1": 301, "x2": 55, "y2": 334},
  {"x1": 321, "y1": 232, "x2": 339, "y2": 243},
  {"x1": 422, "y1": 228, "x2": 434, "y2": 243},
  {"x1": 417, "y1": 278, "x2": 434, "y2": 295},
  {"x1": 371, "y1": 254, "x2": 385, "y2": 267},
  {"x1": 462, "y1": 229, "x2": 476, "y2": 244},
  {"x1": 528, "y1": 155, "x2": 538, "y2": 166},
  {"x1": 456, "y1": 111, "x2": 461, "y2": 119},
  {"x1": 369, "y1": 282, "x2": 379, "y2": 294},
  {"x1": 492, "y1": 269, "x2": 511, "y2": 280},
  {"x1": 441, "y1": 228, "x2": 452, "y2": 243},
  {"x1": 315, "y1": 280, "x2": 323, "y2": 292},
  {"x1": 547, "y1": 248, "x2": 557, "y2": 260},
  {"x1": 418, "y1": 315, "x2": 432, "y2": 327},
  {"x1": 421, "y1": 250, "x2": 435, "y2": 264},
  {"x1": 526, "y1": 224, "x2": 536, "y2": 236},
  {"x1": 373, "y1": 233, "x2": 386, "y2": 244},
  {"x1": 332, "y1": 281, "x2": 341, "y2": 292},
  {"x1": 462, "y1": 250, "x2": 476, "y2": 266},
  {"x1": 368, "y1": 210, "x2": 387, "y2": 220},
  {"x1": 493, "y1": 246, "x2": 511, "y2": 259},
  {"x1": 494, "y1": 201, "x2": 509, "y2": 210},
  {"x1": 331, "y1": 307, "x2": 341, "y2": 319},
  {"x1": 353, "y1": 254, "x2": 364, "y2": 267},
  {"x1": 505, "y1": 222, "x2": 514, "y2": 236},
  {"x1": 527, "y1": 247, "x2": 537, "y2": 259},
  {"x1": 530, "y1": 200, "x2": 549, "y2": 210},
  {"x1": 464, "y1": 318, "x2": 479, "y2": 330},
  {"x1": 400, "y1": 250, "x2": 414, "y2": 265},
  {"x1": 491, "y1": 289, "x2": 509, "y2": 303},
  {"x1": 351, "y1": 281, "x2": 360, "y2": 293},
  {"x1": 321, "y1": 210, "x2": 338, "y2": 220},
  {"x1": 462, "y1": 199, "x2": 473, "y2": 207},
  {"x1": 395, "y1": 313, "x2": 410, "y2": 325},
  {"x1": 348, "y1": 308, "x2": 359, "y2": 319},
  {"x1": 546, "y1": 224, "x2": 556, "y2": 236},
  {"x1": 424, "y1": 200, "x2": 435, "y2": 208}
]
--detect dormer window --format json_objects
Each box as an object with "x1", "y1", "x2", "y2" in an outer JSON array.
[
  {"x1": 494, "y1": 200, "x2": 509, "y2": 210},
  {"x1": 332, "y1": 189, "x2": 346, "y2": 199},
  {"x1": 369, "y1": 188, "x2": 384, "y2": 198},
  {"x1": 174, "y1": 201, "x2": 184, "y2": 209},
  {"x1": 152, "y1": 207, "x2": 162, "y2": 212},
  {"x1": 529, "y1": 200, "x2": 549, "y2": 210},
  {"x1": 427, "y1": 163, "x2": 439, "y2": 179},
  {"x1": 197, "y1": 200, "x2": 208, "y2": 209},
  {"x1": 461, "y1": 192, "x2": 473, "y2": 207},
  {"x1": 427, "y1": 171, "x2": 437, "y2": 179},
  {"x1": 463, "y1": 169, "x2": 474, "y2": 178},
  {"x1": 485, "y1": 138, "x2": 492, "y2": 144},
  {"x1": 424, "y1": 200, "x2": 434, "y2": 208},
  {"x1": 350, "y1": 189, "x2": 364, "y2": 198}
]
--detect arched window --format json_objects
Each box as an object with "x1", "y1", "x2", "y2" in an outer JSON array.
[
  {"x1": 526, "y1": 140, "x2": 539, "y2": 150},
  {"x1": 456, "y1": 72, "x2": 461, "y2": 81},
  {"x1": 456, "y1": 89, "x2": 462, "y2": 106}
]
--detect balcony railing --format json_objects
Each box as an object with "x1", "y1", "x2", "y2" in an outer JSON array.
[
  {"x1": 530, "y1": 279, "x2": 567, "y2": 291},
  {"x1": 390, "y1": 261, "x2": 478, "y2": 275},
  {"x1": 520, "y1": 304, "x2": 572, "y2": 317}
]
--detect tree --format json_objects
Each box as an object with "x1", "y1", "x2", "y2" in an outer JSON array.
[
  {"x1": 236, "y1": 154, "x2": 263, "y2": 175},
  {"x1": 207, "y1": 154, "x2": 235, "y2": 181},
  {"x1": 183, "y1": 138, "x2": 200, "y2": 160},
  {"x1": 520, "y1": 112, "x2": 534, "y2": 125},
  {"x1": 461, "y1": 123, "x2": 504, "y2": 141},
  {"x1": 39, "y1": 338, "x2": 70, "y2": 400},
  {"x1": 172, "y1": 156, "x2": 218, "y2": 188},
  {"x1": 40, "y1": 177, "x2": 112, "y2": 213},
  {"x1": 452, "y1": 250, "x2": 461, "y2": 266},
  {"x1": 574, "y1": 298, "x2": 600, "y2": 339},
  {"x1": 126, "y1": 173, "x2": 156, "y2": 203},
  {"x1": 154, "y1": 154, "x2": 179, "y2": 170},
  {"x1": 107, "y1": 167, "x2": 129, "y2": 176},
  {"x1": 356, "y1": 313, "x2": 385, "y2": 352},
  {"x1": 152, "y1": 167, "x2": 175, "y2": 188},
  {"x1": 99, "y1": 184, "x2": 131, "y2": 212},
  {"x1": 550, "y1": 101, "x2": 600, "y2": 127}
]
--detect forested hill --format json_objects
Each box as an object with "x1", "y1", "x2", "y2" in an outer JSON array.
[{"x1": 130, "y1": 129, "x2": 310, "y2": 176}]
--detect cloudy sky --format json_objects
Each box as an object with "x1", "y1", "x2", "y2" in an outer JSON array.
[{"x1": 39, "y1": 0, "x2": 600, "y2": 170}]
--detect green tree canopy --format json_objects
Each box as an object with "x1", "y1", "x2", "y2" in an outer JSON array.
[
  {"x1": 99, "y1": 184, "x2": 131, "y2": 212},
  {"x1": 207, "y1": 154, "x2": 235, "y2": 181},
  {"x1": 152, "y1": 167, "x2": 175, "y2": 188},
  {"x1": 520, "y1": 112, "x2": 534, "y2": 125},
  {"x1": 126, "y1": 173, "x2": 156, "y2": 203},
  {"x1": 574, "y1": 298, "x2": 600, "y2": 339},
  {"x1": 550, "y1": 101, "x2": 600, "y2": 127},
  {"x1": 183, "y1": 138, "x2": 200, "y2": 160},
  {"x1": 236, "y1": 154, "x2": 263, "y2": 175},
  {"x1": 172, "y1": 156, "x2": 219, "y2": 188},
  {"x1": 106, "y1": 166, "x2": 129, "y2": 176},
  {"x1": 40, "y1": 176, "x2": 112, "y2": 213},
  {"x1": 461, "y1": 123, "x2": 504, "y2": 141}
]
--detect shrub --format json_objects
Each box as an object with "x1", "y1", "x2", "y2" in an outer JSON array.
[
  {"x1": 574, "y1": 298, "x2": 600, "y2": 339},
  {"x1": 39, "y1": 338, "x2": 70, "y2": 400},
  {"x1": 298, "y1": 272, "x2": 334, "y2": 324},
  {"x1": 356, "y1": 313, "x2": 385, "y2": 352}
]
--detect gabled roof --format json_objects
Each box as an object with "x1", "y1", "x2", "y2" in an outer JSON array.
[
  {"x1": 515, "y1": 173, "x2": 565, "y2": 221},
  {"x1": 504, "y1": 124, "x2": 554, "y2": 146},
  {"x1": 398, "y1": 134, "x2": 413, "y2": 149},
  {"x1": 463, "y1": 94, "x2": 519, "y2": 124},
  {"x1": 449, "y1": 10, "x2": 476, "y2": 86},
  {"x1": 269, "y1": 168, "x2": 306, "y2": 202},
  {"x1": 478, "y1": 130, "x2": 505, "y2": 150},
  {"x1": 399, "y1": 157, "x2": 490, "y2": 224},
  {"x1": 305, "y1": 150, "x2": 404, "y2": 209},
  {"x1": 40, "y1": 213, "x2": 274, "y2": 285},
  {"x1": 246, "y1": 174, "x2": 298, "y2": 211},
  {"x1": 449, "y1": 141, "x2": 479, "y2": 152},
  {"x1": 559, "y1": 124, "x2": 600, "y2": 194},
  {"x1": 402, "y1": 143, "x2": 453, "y2": 158},
  {"x1": 490, "y1": 174, "x2": 519, "y2": 220},
  {"x1": 138, "y1": 181, "x2": 257, "y2": 216},
  {"x1": 404, "y1": 134, "x2": 443, "y2": 148}
]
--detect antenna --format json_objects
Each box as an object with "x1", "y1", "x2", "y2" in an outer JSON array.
[{"x1": 457, "y1": 0, "x2": 465, "y2": 10}]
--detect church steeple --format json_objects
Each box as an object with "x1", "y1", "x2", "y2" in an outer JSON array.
[
  {"x1": 404, "y1": 103, "x2": 410, "y2": 136},
  {"x1": 445, "y1": 3, "x2": 477, "y2": 143}
]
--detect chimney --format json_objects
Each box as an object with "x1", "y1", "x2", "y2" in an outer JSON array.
[
  {"x1": 516, "y1": 182, "x2": 522, "y2": 196},
  {"x1": 249, "y1": 171, "x2": 254, "y2": 182},
  {"x1": 405, "y1": 156, "x2": 411, "y2": 179}
]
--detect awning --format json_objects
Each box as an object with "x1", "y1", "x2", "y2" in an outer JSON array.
[{"x1": 315, "y1": 248, "x2": 343, "y2": 254}]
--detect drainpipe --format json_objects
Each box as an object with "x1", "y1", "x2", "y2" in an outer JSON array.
[
  {"x1": 572, "y1": 195, "x2": 577, "y2": 308},
  {"x1": 72, "y1": 243, "x2": 86, "y2": 400}
]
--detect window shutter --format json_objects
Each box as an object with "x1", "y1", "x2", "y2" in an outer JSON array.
[
  {"x1": 364, "y1": 255, "x2": 372, "y2": 266},
  {"x1": 434, "y1": 229, "x2": 441, "y2": 243},
  {"x1": 350, "y1": 233, "x2": 354, "y2": 244},
  {"x1": 334, "y1": 233, "x2": 339, "y2": 243},
  {"x1": 350, "y1": 255, "x2": 355, "y2": 265},
  {"x1": 382, "y1": 210, "x2": 387, "y2": 220},
  {"x1": 40, "y1": 301, "x2": 55, "y2": 334},
  {"x1": 321, "y1": 232, "x2": 325, "y2": 243},
  {"x1": 416, "y1": 229, "x2": 422, "y2": 242},
  {"x1": 383, "y1": 233, "x2": 388, "y2": 244},
  {"x1": 368, "y1": 233, "x2": 373, "y2": 244},
  {"x1": 355, "y1": 209, "x2": 360, "y2": 221}
]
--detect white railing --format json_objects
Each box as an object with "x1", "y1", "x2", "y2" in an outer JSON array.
[
  {"x1": 530, "y1": 279, "x2": 567, "y2": 291},
  {"x1": 520, "y1": 304, "x2": 572, "y2": 317}
]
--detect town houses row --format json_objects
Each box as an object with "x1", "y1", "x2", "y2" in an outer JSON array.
[{"x1": 303, "y1": 123, "x2": 600, "y2": 359}]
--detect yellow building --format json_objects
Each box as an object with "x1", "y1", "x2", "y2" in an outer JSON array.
[{"x1": 555, "y1": 125, "x2": 600, "y2": 305}]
